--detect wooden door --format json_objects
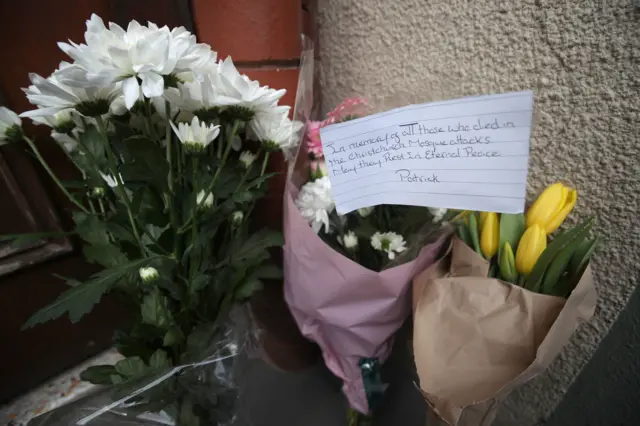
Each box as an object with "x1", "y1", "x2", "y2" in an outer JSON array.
[{"x1": 0, "y1": 0, "x2": 192, "y2": 403}]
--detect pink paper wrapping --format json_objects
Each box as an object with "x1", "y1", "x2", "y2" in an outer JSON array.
[{"x1": 283, "y1": 182, "x2": 448, "y2": 413}]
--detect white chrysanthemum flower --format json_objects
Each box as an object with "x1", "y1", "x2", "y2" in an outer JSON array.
[
  {"x1": 21, "y1": 63, "x2": 119, "y2": 118},
  {"x1": 239, "y1": 151, "x2": 256, "y2": 169},
  {"x1": 100, "y1": 171, "x2": 124, "y2": 188},
  {"x1": 57, "y1": 14, "x2": 217, "y2": 109},
  {"x1": 139, "y1": 266, "x2": 160, "y2": 282},
  {"x1": 215, "y1": 57, "x2": 286, "y2": 114},
  {"x1": 166, "y1": 72, "x2": 234, "y2": 113},
  {"x1": 196, "y1": 190, "x2": 214, "y2": 208},
  {"x1": 249, "y1": 106, "x2": 303, "y2": 151},
  {"x1": 337, "y1": 230, "x2": 359, "y2": 250},
  {"x1": 371, "y1": 231, "x2": 407, "y2": 260},
  {"x1": 232, "y1": 211, "x2": 244, "y2": 225},
  {"x1": 170, "y1": 116, "x2": 220, "y2": 153},
  {"x1": 0, "y1": 107, "x2": 22, "y2": 144},
  {"x1": 295, "y1": 176, "x2": 335, "y2": 234},
  {"x1": 428, "y1": 207, "x2": 448, "y2": 223},
  {"x1": 51, "y1": 131, "x2": 79, "y2": 153},
  {"x1": 357, "y1": 207, "x2": 374, "y2": 217},
  {"x1": 30, "y1": 110, "x2": 76, "y2": 134}
]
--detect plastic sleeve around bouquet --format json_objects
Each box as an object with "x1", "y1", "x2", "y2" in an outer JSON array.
[
  {"x1": 282, "y1": 39, "x2": 450, "y2": 413},
  {"x1": 28, "y1": 309, "x2": 257, "y2": 426},
  {"x1": 412, "y1": 237, "x2": 598, "y2": 426}
]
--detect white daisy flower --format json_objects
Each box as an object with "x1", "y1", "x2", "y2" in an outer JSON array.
[
  {"x1": 249, "y1": 106, "x2": 303, "y2": 151},
  {"x1": 0, "y1": 107, "x2": 22, "y2": 144},
  {"x1": 21, "y1": 63, "x2": 119, "y2": 118},
  {"x1": 100, "y1": 171, "x2": 124, "y2": 188},
  {"x1": 295, "y1": 177, "x2": 335, "y2": 234},
  {"x1": 196, "y1": 190, "x2": 214, "y2": 208},
  {"x1": 371, "y1": 231, "x2": 407, "y2": 260},
  {"x1": 239, "y1": 151, "x2": 256, "y2": 169},
  {"x1": 337, "y1": 230, "x2": 359, "y2": 250},
  {"x1": 428, "y1": 207, "x2": 448, "y2": 223},
  {"x1": 57, "y1": 14, "x2": 217, "y2": 109},
  {"x1": 170, "y1": 116, "x2": 220, "y2": 153},
  {"x1": 139, "y1": 266, "x2": 160, "y2": 282},
  {"x1": 357, "y1": 207, "x2": 374, "y2": 217}
]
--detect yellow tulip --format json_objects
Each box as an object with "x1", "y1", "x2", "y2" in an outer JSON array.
[
  {"x1": 480, "y1": 212, "x2": 499, "y2": 259},
  {"x1": 515, "y1": 224, "x2": 547, "y2": 275},
  {"x1": 526, "y1": 183, "x2": 578, "y2": 233},
  {"x1": 479, "y1": 211, "x2": 490, "y2": 228}
]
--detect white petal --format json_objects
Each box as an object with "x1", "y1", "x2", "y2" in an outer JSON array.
[
  {"x1": 20, "y1": 106, "x2": 68, "y2": 118},
  {"x1": 122, "y1": 77, "x2": 141, "y2": 109},
  {"x1": 140, "y1": 72, "x2": 164, "y2": 98}
]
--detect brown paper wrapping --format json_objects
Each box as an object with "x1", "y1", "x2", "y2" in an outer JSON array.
[{"x1": 413, "y1": 237, "x2": 597, "y2": 426}]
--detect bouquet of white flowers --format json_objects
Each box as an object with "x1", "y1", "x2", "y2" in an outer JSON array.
[
  {"x1": 282, "y1": 97, "x2": 450, "y2": 418},
  {"x1": 0, "y1": 14, "x2": 301, "y2": 426}
]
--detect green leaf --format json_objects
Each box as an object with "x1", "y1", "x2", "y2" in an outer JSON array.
[
  {"x1": 236, "y1": 278, "x2": 263, "y2": 299},
  {"x1": 186, "y1": 323, "x2": 216, "y2": 358},
  {"x1": 115, "y1": 356, "x2": 147, "y2": 378},
  {"x1": 569, "y1": 236, "x2": 599, "y2": 279},
  {"x1": 149, "y1": 350, "x2": 172, "y2": 370},
  {"x1": 179, "y1": 398, "x2": 201, "y2": 426},
  {"x1": 498, "y1": 213, "x2": 526, "y2": 257},
  {"x1": 117, "y1": 136, "x2": 169, "y2": 189},
  {"x1": 80, "y1": 365, "x2": 118, "y2": 385},
  {"x1": 253, "y1": 264, "x2": 282, "y2": 280},
  {"x1": 23, "y1": 256, "x2": 158, "y2": 329},
  {"x1": 77, "y1": 125, "x2": 108, "y2": 168},
  {"x1": 525, "y1": 217, "x2": 595, "y2": 293},
  {"x1": 455, "y1": 222, "x2": 473, "y2": 247},
  {"x1": 468, "y1": 213, "x2": 482, "y2": 255},
  {"x1": 83, "y1": 244, "x2": 129, "y2": 268},
  {"x1": 163, "y1": 328, "x2": 183, "y2": 347},
  {"x1": 111, "y1": 374, "x2": 125, "y2": 385},
  {"x1": 141, "y1": 289, "x2": 174, "y2": 330},
  {"x1": 114, "y1": 330, "x2": 155, "y2": 360},
  {"x1": 73, "y1": 212, "x2": 110, "y2": 245},
  {"x1": 230, "y1": 230, "x2": 283, "y2": 265},
  {"x1": 540, "y1": 232, "x2": 586, "y2": 295}
]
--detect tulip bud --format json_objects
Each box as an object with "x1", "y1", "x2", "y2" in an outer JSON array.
[
  {"x1": 526, "y1": 183, "x2": 578, "y2": 233},
  {"x1": 499, "y1": 242, "x2": 518, "y2": 283},
  {"x1": 480, "y1": 212, "x2": 499, "y2": 259},
  {"x1": 515, "y1": 224, "x2": 547, "y2": 275}
]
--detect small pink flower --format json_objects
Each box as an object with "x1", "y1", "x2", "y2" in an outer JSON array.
[
  {"x1": 306, "y1": 120, "x2": 324, "y2": 158},
  {"x1": 325, "y1": 97, "x2": 369, "y2": 124}
]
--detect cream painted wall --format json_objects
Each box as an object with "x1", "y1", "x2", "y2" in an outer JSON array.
[{"x1": 318, "y1": 0, "x2": 639, "y2": 424}]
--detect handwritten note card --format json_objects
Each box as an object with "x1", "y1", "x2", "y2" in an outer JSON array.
[{"x1": 319, "y1": 91, "x2": 534, "y2": 215}]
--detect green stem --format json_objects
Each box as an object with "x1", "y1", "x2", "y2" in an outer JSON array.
[
  {"x1": 189, "y1": 157, "x2": 199, "y2": 285},
  {"x1": 98, "y1": 198, "x2": 107, "y2": 216},
  {"x1": 96, "y1": 116, "x2": 146, "y2": 256},
  {"x1": 23, "y1": 136, "x2": 89, "y2": 213},
  {"x1": 234, "y1": 149, "x2": 261, "y2": 192},
  {"x1": 244, "y1": 151, "x2": 271, "y2": 221},
  {"x1": 165, "y1": 101, "x2": 178, "y2": 255}
]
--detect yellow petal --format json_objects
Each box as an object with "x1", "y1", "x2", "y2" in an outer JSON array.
[
  {"x1": 526, "y1": 183, "x2": 565, "y2": 229},
  {"x1": 480, "y1": 212, "x2": 499, "y2": 259},
  {"x1": 479, "y1": 211, "x2": 490, "y2": 228},
  {"x1": 544, "y1": 188, "x2": 578, "y2": 233},
  {"x1": 515, "y1": 224, "x2": 547, "y2": 275}
]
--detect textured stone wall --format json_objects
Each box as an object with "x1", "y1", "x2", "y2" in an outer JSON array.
[{"x1": 318, "y1": 1, "x2": 640, "y2": 424}]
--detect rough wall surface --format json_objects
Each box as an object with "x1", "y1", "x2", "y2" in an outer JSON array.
[{"x1": 318, "y1": 1, "x2": 639, "y2": 424}]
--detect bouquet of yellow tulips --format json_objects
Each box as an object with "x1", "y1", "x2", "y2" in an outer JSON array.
[
  {"x1": 410, "y1": 182, "x2": 599, "y2": 426},
  {"x1": 452, "y1": 182, "x2": 598, "y2": 298}
]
